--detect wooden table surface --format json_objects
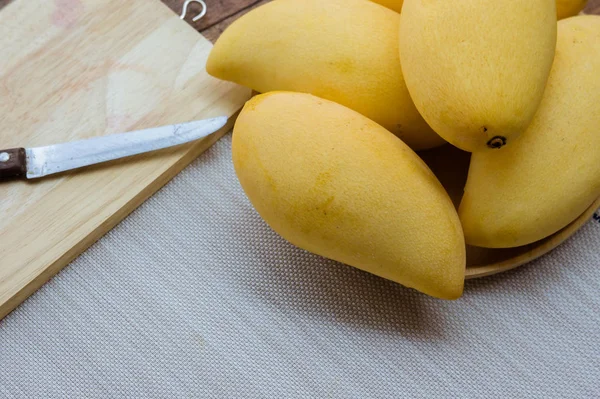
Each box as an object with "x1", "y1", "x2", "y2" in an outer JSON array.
[
  {"x1": 162, "y1": 0, "x2": 600, "y2": 42},
  {"x1": 1, "y1": 0, "x2": 599, "y2": 43}
]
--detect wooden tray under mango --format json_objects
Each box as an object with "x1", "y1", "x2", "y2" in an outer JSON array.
[{"x1": 419, "y1": 145, "x2": 600, "y2": 279}]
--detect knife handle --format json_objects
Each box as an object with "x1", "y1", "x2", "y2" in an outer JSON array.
[{"x1": 0, "y1": 148, "x2": 27, "y2": 179}]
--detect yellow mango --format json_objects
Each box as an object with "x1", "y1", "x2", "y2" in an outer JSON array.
[
  {"x1": 399, "y1": 0, "x2": 557, "y2": 152},
  {"x1": 557, "y1": 0, "x2": 587, "y2": 19},
  {"x1": 232, "y1": 92, "x2": 465, "y2": 299},
  {"x1": 371, "y1": 0, "x2": 404, "y2": 13},
  {"x1": 459, "y1": 16, "x2": 600, "y2": 248},
  {"x1": 207, "y1": 0, "x2": 444, "y2": 151}
]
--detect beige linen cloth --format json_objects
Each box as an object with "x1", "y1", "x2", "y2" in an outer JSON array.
[{"x1": 0, "y1": 133, "x2": 599, "y2": 398}]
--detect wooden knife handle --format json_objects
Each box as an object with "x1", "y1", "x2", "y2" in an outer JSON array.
[{"x1": 0, "y1": 148, "x2": 27, "y2": 179}]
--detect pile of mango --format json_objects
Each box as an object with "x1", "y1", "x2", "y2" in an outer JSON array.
[{"x1": 206, "y1": 0, "x2": 599, "y2": 299}]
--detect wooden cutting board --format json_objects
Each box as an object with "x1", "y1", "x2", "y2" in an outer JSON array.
[{"x1": 0, "y1": 0, "x2": 250, "y2": 319}]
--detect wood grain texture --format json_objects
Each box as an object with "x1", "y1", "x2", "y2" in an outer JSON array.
[
  {"x1": 587, "y1": 0, "x2": 600, "y2": 11},
  {"x1": 201, "y1": 0, "x2": 269, "y2": 43},
  {"x1": 0, "y1": 0, "x2": 250, "y2": 319},
  {"x1": 589, "y1": 3, "x2": 600, "y2": 14},
  {"x1": 163, "y1": 0, "x2": 260, "y2": 32}
]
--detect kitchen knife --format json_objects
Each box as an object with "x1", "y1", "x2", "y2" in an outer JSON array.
[{"x1": 0, "y1": 116, "x2": 228, "y2": 180}]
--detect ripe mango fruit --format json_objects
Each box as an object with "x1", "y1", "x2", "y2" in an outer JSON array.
[
  {"x1": 232, "y1": 92, "x2": 466, "y2": 299},
  {"x1": 399, "y1": 0, "x2": 557, "y2": 152},
  {"x1": 371, "y1": 0, "x2": 403, "y2": 13},
  {"x1": 557, "y1": 0, "x2": 587, "y2": 19},
  {"x1": 207, "y1": 0, "x2": 444, "y2": 151},
  {"x1": 459, "y1": 16, "x2": 600, "y2": 248},
  {"x1": 371, "y1": 0, "x2": 585, "y2": 20}
]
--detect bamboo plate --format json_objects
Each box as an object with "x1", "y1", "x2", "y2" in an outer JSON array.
[{"x1": 419, "y1": 144, "x2": 600, "y2": 279}]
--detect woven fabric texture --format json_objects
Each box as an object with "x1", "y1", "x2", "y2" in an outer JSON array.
[{"x1": 1, "y1": 133, "x2": 599, "y2": 398}]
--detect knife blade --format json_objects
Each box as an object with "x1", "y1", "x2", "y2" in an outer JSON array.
[{"x1": 0, "y1": 116, "x2": 228, "y2": 180}]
